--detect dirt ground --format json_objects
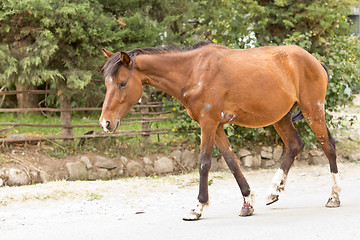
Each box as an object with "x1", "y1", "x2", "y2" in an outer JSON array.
[{"x1": 1, "y1": 162, "x2": 360, "y2": 240}]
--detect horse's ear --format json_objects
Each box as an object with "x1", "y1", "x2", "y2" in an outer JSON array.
[
  {"x1": 120, "y1": 51, "x2": 131, "y2": 66},
  {"x1": 102, "y1": 48, "x2": 113, "y2": 59}
]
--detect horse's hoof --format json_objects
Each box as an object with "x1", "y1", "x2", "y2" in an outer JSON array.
[
  {"x1": 239, "y1": 202, "x2": 254, "y2": 217},
  {"x1": 266, "y1": 194, "x2": 279, "y2": 205},
  {"x1": 182, "y1": 210, "x2": 201, "y2": 221},
  {"x1": 325, "y1": 197, "x2": 340, "y2": 208}
]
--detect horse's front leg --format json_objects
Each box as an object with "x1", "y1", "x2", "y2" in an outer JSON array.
[
  {"x1": 215, "y1": 125, "x2": 254, "y2": 216},
  {"x1": 183, "y1": 123, "x2": 217, "y2": 221}
]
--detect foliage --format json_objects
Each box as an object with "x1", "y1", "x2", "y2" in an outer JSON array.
[
  {"x1": 248, "y1": 0, "x2": 354, "y2": 49},
  {"x1": 0, "y1": 0, "x2": 122, "y2": 92}
]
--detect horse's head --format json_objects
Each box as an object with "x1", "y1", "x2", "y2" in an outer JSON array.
[{"x1": 99, "y1": 49, "x2": 143, "y2": 132}]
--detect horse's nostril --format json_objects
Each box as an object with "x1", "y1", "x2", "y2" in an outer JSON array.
[{"x1": 106, "y1": 121, "x2": 110, "y2": 129}]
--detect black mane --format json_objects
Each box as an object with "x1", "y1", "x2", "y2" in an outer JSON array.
[{"x1": 103, "y1": 41, "x2": 212, "y2": 79}]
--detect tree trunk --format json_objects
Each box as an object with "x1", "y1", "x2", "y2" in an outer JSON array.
[
  {"x1": 60, "y1": 95, "x2": 73, "y2": 144},
  {"x1": 15, "y1": 84, "x2": 38, "y2": 111}
]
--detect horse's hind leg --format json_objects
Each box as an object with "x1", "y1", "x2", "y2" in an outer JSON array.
[
  {"x1": 266, "y1": 113, "x2": 304, "y2": 205},
  {"x1": 300, "y1": 103, "x2": 341, "y2": 207}
]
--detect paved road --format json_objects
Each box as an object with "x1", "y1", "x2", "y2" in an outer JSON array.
[{"x1": 1, "y1": 162, "x2": 360, "y2": 240}]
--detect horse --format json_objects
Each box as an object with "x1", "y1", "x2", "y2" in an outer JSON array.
[{"x1": 99, "y1": 41, "x2": 341, "y2": 221}]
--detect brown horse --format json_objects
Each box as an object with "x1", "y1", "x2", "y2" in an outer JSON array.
[{"x1": 99, "y1": 42, "x2": 341, "y2": 221}]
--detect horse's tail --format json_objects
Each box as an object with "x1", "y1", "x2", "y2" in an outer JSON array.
[
  {"x1": 292, "y1": 110, "x2": 304, "y2": 123},
  {"x1": 292, "y1": 62, "x2": 329, "y2": 123}
]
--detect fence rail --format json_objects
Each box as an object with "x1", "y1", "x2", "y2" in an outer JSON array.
[{"x1": 0, "y1": 87, "x2": 173, "y2": 144}]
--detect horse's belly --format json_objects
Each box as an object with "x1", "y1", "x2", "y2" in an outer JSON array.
[{"x1": 224, "y1": 95, "x2": 295, "y2": 128}]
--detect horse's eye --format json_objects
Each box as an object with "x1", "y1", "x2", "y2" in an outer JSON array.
[{"x1": 119, "y1": 82, "x2": 127, "y2": 88}]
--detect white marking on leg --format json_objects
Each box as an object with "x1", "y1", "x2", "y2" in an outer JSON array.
[
  {"x1": 240, "y1": 190, "x2": 255, "y2": 216},
  {"x1": 326, "y1": 172, "x2": 341, "y2": 207},
  {"x1": 183, "y1": 202, "x2": 208, "y2": 221},
  {"x1": 331, "y1": 173, "x2": 341, "y2": 199},
  {"x1": 244, "y1": 190, "x2": 255, "y2": 206},
  {"x1": 266, "y1": 168, "x2": 287, "y2": 204}
]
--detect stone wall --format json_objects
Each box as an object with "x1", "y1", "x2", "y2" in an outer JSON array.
[{"x1": 0, "y1": 145, "x2": 357, "y2": 187}]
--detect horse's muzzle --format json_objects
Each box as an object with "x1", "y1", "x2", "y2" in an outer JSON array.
[{"x1": 100, "y1": 118, "x2": 119, "y2": 133}]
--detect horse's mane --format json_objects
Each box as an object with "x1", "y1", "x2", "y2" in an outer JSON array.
[{"x1": 103, "y1": 41, "x2": 213, "y2": 79}]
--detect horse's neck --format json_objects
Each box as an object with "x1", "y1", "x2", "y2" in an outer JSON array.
[{"x1": 136, "y1": 53, "x2": 192, "y2": 102}]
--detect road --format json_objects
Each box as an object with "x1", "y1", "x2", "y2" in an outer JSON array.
[{"x1": 1, "y1": 162, "x2": 360, "y2": 240}]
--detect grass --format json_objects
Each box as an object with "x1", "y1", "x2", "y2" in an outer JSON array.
[{"x1": 0, "y1": 111, "x2": 186, "y2": 141}]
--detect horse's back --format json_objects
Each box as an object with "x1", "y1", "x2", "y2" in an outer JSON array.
[{"x1": 197, "y1": 45, "x2": 325, "y2": 127}]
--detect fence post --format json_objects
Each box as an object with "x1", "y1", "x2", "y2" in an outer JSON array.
[
  {"x1": 141, "y1": 86, "x2": 150, "y2": 144},
  {"x1": 60, "y1": 94, "x2": 73, "y2": 144}
]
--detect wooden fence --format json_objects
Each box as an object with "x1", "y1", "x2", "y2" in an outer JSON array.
[{"x1": 0, "y1": 86, "x2": 173, "y2": 144}]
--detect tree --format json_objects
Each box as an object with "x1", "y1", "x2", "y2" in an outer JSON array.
[
  {"x1": 0, "y1": 0, "x2": 123, "y2": 140},
  {"x1": 0, "y1": 0, "x2": 124, "y2": 90}
]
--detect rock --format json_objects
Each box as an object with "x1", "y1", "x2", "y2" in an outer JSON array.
[
  {"x1": 261, "y1": 146, "x2": 273, "y2": 153},
  {"x1": 142, "y1": 157, "x2": 153, "y2": 165},
  {"x1": 154, "y1": 157, "x2": 174, "y2": 174},
  {"x1": 7, "y1": 168, "x2": 29, "y2": 186},
  {"x1": 349, "y1": 152, "x2": 360, "y2": 162},
  {"x1": 142, "y1": 157, "x2": 154, "y2": 174},
  {"x1": 262, "y1": 159, "x2": 275, "y2": 168},
  {"x1": 309, "y1": 149, "x2": 323, "y2": 157},
  {"x1": 120, "y1": 156, "x2": 129, "y2": 165},
  {"x1": 126, "y1": 161, "x2": 146, "y2": 177},
  {"x1": 97, "y1": 168, "x2": 109, "y2": 179},
  {"x1": 94, "y1": 156, "x2": 117, "y2": 170},
  {"x1": 144, "y1": 164, "x2": 154, "y2": 174},
  {"x1": 170, "y1": 150, "x2": 182, "y2": 163},
  {"x1": 88, "y1": 169, "x2": 99, "y2": 180},
  {"x1": 80, "y1": 156, "x2": 92, "y2": 170},
  {"x1": 298, "y1": 149, "x2": 310, "y2": 160},
  {"x1": 261, "y1": 150, "x2": 273, "y2": 159},
  {"x1": 65, "y1": 162, "x2": 88, "y2": 181},
  {"x1": 212, "y1": 157, "x2": 228, "y2": 171},
  {"x1": 39, "y1": 171, "x2": 53, "y2": 183},
  {"x1": 88, "y1": 168, "x2": 109, "y2": 180},
  {"x1": 237, "y1": 148, "x2": 252, "y2": 158},
  {"x1": 253, "y1": 155, "x2": 262, "y2": 168},
  {"x1": 242, "y1": 155, "x2": 261, "y2": 168},
  {"x1": 273, "y1": 145, "x2": 283, "y2": 161},
  {"x1": 181, "y1": 150, "x2": 197, "y2": 169},
  {"x1": 309, "y1": 156, "x2": 328, "y2": 165}
]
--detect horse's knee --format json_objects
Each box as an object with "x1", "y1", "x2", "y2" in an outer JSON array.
[{"x1": 199, "y1": 159, "x2": 211, "y2": 174}]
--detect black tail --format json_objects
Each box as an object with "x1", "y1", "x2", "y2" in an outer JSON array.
[
  {"x1": 292, "y1": 110, "x2": 304, "y2": 123},
  {"x1": 292, "y1": 62, "x2": 329, "y2": 123}
]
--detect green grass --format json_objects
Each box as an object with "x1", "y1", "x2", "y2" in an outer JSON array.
[
  {"x1": 0, "y1": 112, "x2": 199, "y2": 159},
  {"x1": 0, "y1": 112, "x2": 178, "y2": 139}
]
